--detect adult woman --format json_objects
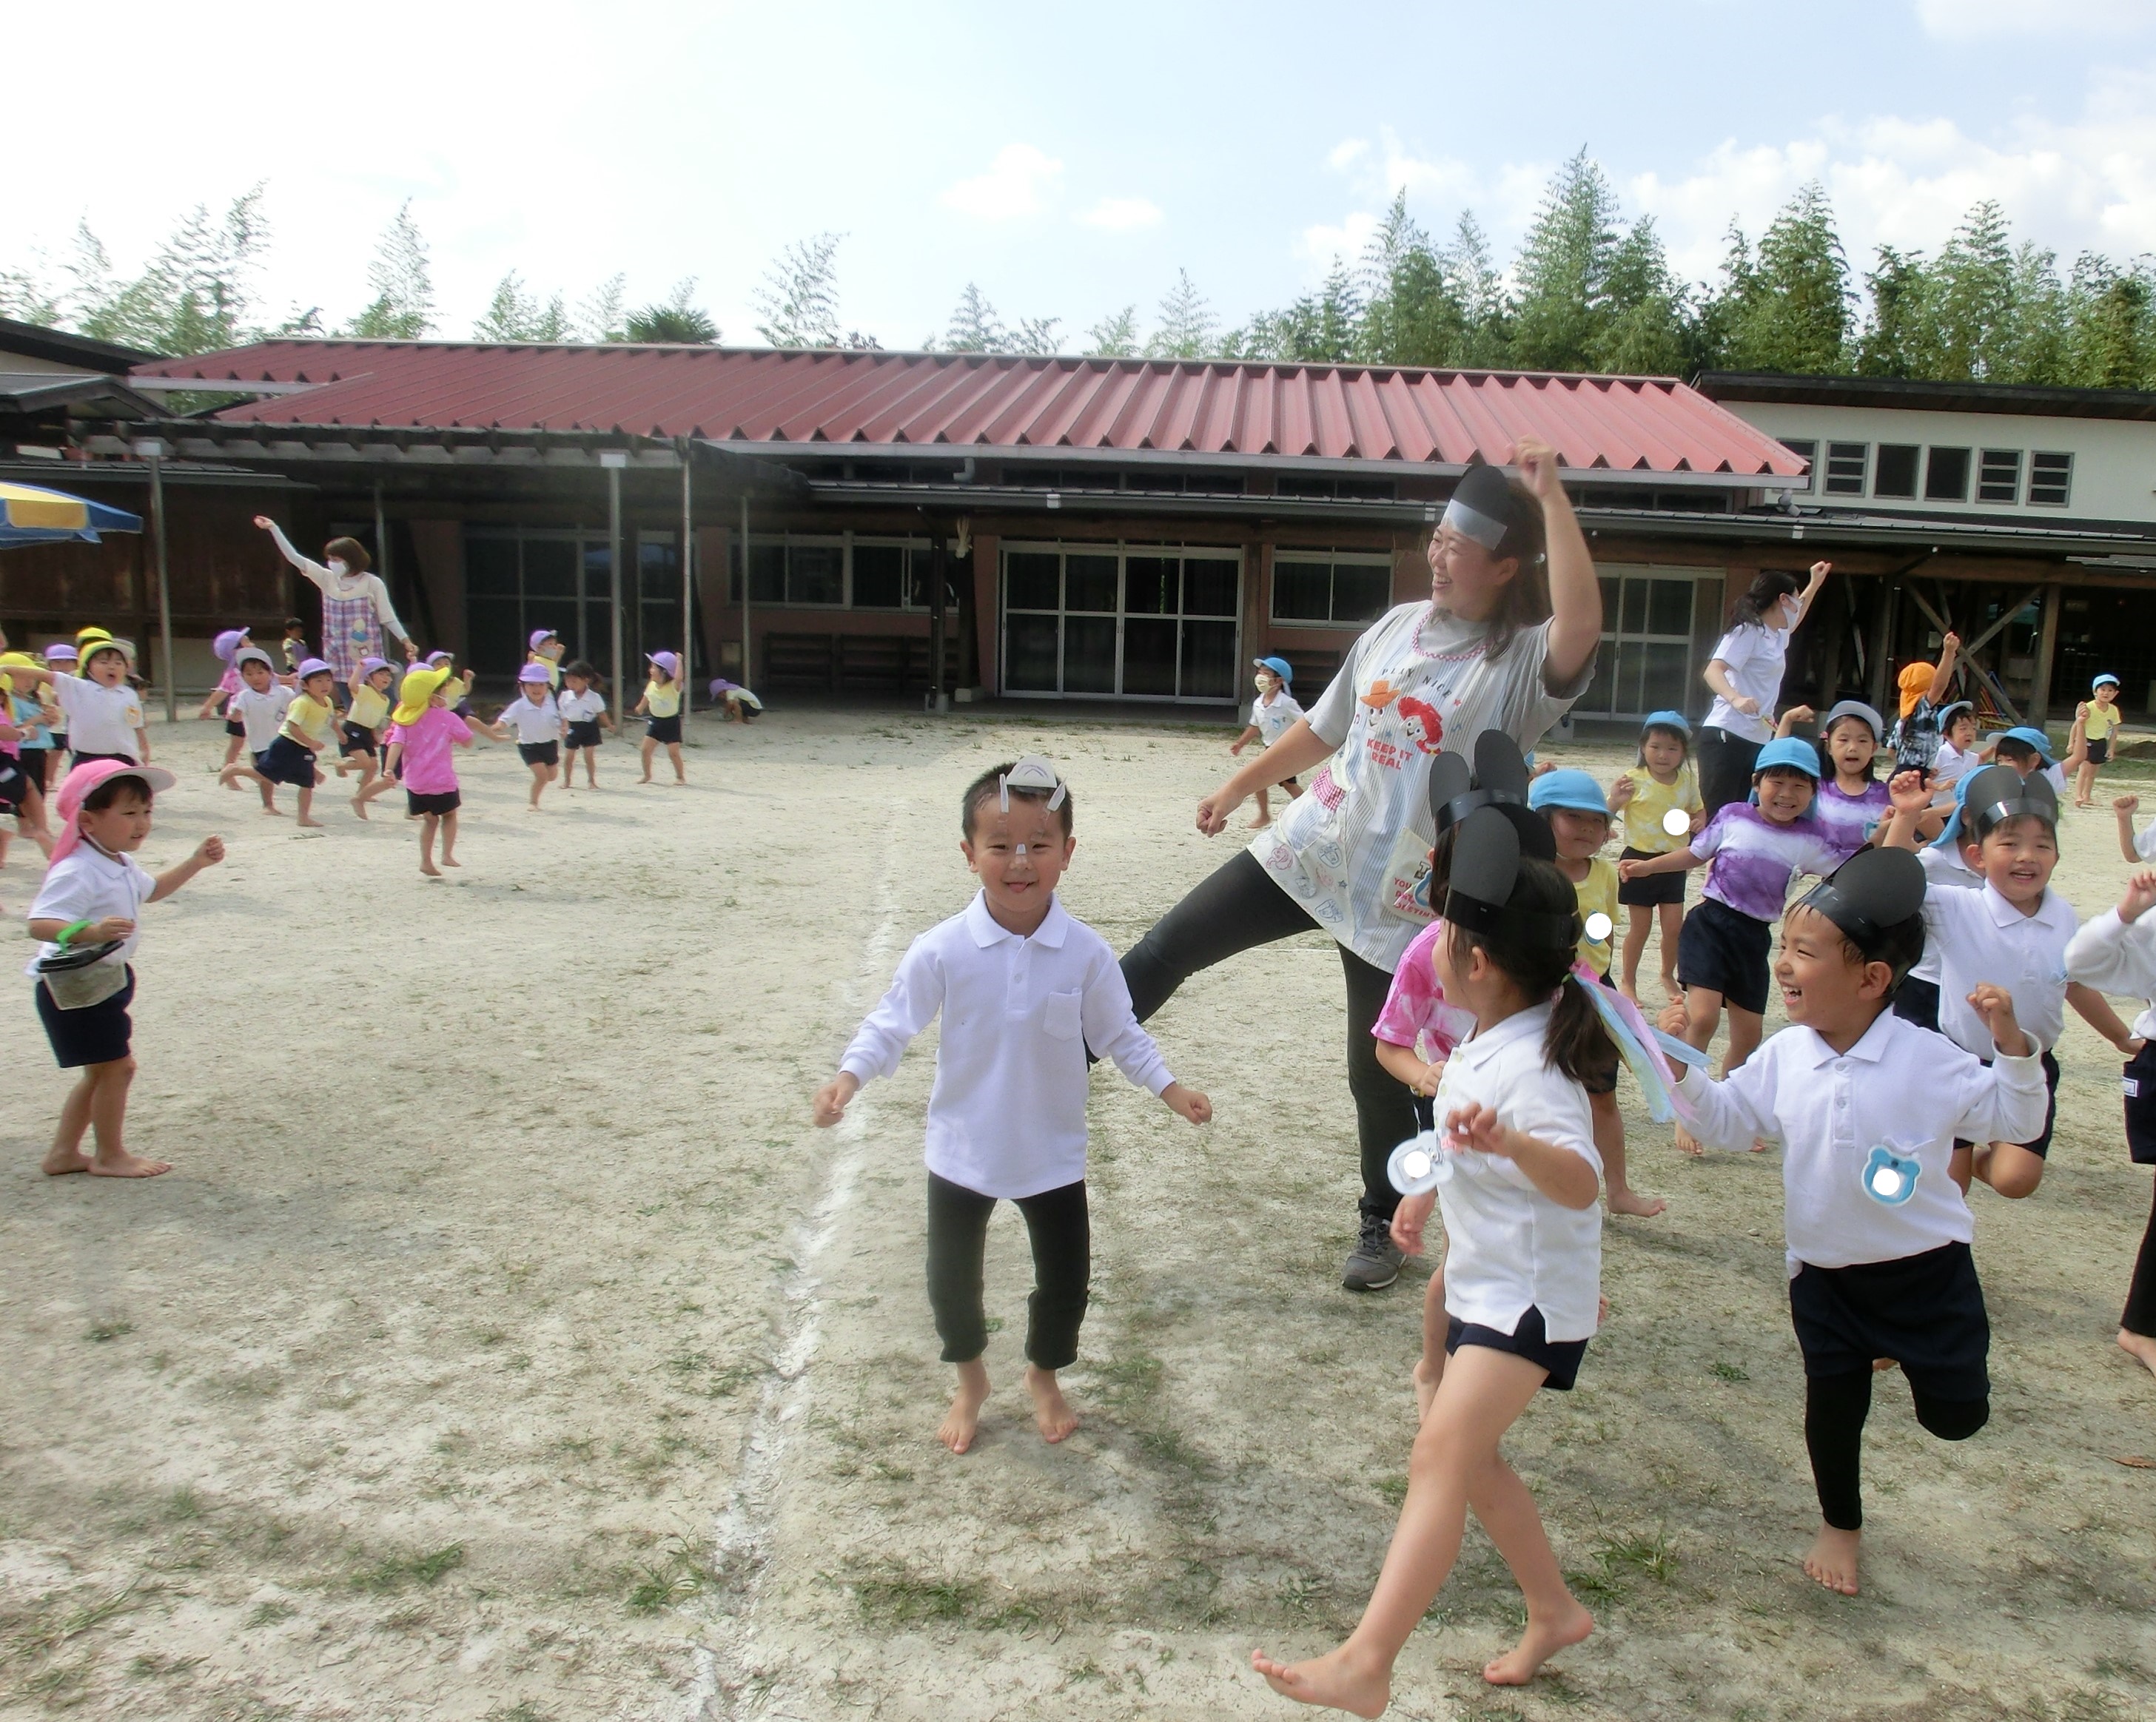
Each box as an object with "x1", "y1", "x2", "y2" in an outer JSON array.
[
  {"x1": 1120, "y1": 440, "x2": 1602, "y2": 1292},
  {"x1": 253, "y1": 516, "x2": 419, "y2": 681},
  {"x1": 1696, "y1": 562, "x2": 1830, "y2": 816}
]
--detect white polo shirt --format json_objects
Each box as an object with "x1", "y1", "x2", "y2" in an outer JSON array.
[
  {"x1": 1425, "y1": 1001, "x2": 1602, "y2": 1343},
  {"x1": 497, "y1": 694, "x2": 562, "y2": 744},
  {"x1": 52, "y1": 674, "x2": 144, "y2": 759},
  {"x1": 1702, "y1": 622, "x2": 1787, "y2": 744},
  {"x1": 2066, "y1": 907, "x2": 2156, "y2": 1043},
  {"x1": 1924, "y1": 882, "x2": 2079, "y2": 1055},
  {"x1": 839, "y1": 891, "x2": 1175, "y2": 1199},
  {"x1": 1907, "y1": 841, "x2": 1984, "y2": 987},
  {"x1": 560, "y1": 688, "x2": 605, "y2": 726},
  {"x1": 229, "y1": 685, "x2": 295, "y2": 754},
  {"x1": 24, "y1": 844, "x2": 154, "y2": 975},
  {"x1": 1676, "y1": 1010, "x2": 2045, "y2": 1273},
  {"x1": 1250, "y1": 687, "x2": 1304, "y2": 746}
]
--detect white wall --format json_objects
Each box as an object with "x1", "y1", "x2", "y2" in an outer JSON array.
[{"x1": 1723, "y1": 401, "x2": 2156, "y2": 525}]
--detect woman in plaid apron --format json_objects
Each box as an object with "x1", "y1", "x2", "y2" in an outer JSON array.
[{"x1": 255, "y1": 517, "x2": 418, "y2": 679}]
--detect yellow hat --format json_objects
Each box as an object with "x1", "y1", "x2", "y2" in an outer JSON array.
[
  {"x1": 392, "y1": 665, "x2": 452, "y2": 725},
  {"x1": 0, "y1": 651, "x2": 42, "y2": 673},
  {"x1": 75, "y1": 625, "x2": 113, "y2": 648}
]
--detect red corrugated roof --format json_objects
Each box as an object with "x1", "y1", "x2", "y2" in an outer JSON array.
[{"x1": 135, "y1": 342, "x2": 1805, "y2": 477}]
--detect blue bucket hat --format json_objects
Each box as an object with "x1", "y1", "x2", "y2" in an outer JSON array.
[
  {"x1": 1639, "y1": 708, "x2": 1691, "y2": 738},
  {"x1": 1931, "y1": 765, "x2": 1981, "y2": 850},
  {"x1": 1753, "y1": 736, "x2": 1823, "y2": 780},
  {"x1": 1993, "y1": 724, "x2": 2058, "y2": 764},
  {"x1": 1935, "y1": 699, "x2": 1973, "y2": 732},
  {"x1": 1528, "y1": 769, "x2": 1611, "y2": 817},
  {"x1": 1252, "y1": 655, "x2": 1293, "y2": 683}
]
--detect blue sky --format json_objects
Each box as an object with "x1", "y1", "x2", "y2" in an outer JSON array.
[{"x1": 12, "y1": 0, "x2": 2156, "y2": 349}]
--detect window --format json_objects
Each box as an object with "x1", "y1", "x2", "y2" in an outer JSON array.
[
  {"x1": 1270, "y1": 551, "x2": 1394, "y2": 627},
  {"x1": 2029, "y1": 451, "x2": 2073, "y2": 507},
  {"x1": 1978, "y1": 448, "x2": 2022, "y2": 503},
  {"x1": 1779, "y1": 438, "x2": 1817, "y2": 492},
  {"x1": 1578, "y1": 566, "x2": 1712, "y2": 719},
  {"x1": 1276, "y1": 474, "x2": 1397, "y2": 501},
  {"x1": 1925, "y1": 446, "x2": 1970, "y2": 501},
  {"x1": 726, "y1": 536, "x2": 952, "y2": 610},
  {"x1": 1002, "y1": 542, "x2": 1241, "y2": 701},
  {"x1": 1824, "y1": 442, "x2": 1869, "y2": 495},
  {"x1": 1874, "y1": 444, "x2": 1920, "y2": 499},
  {"x1": 463, "y1": 528, "x2": 620, "y2": 677}
]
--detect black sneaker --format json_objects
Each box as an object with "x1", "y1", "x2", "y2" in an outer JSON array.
[{"x1": 1342, "y1": 1213, "x2": 1403, "y2": 1291}]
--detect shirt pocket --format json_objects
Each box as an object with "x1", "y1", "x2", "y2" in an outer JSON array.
[{"x1": 1041, "y1": 989, "x2": 1084, "y2": 1040}]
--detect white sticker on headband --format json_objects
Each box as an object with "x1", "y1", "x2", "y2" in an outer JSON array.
[
  {"x1": 1584, "y1": 912, "x2": 1613, "y2": 943},
  {"x1": 1662, "y1": 807, "x2": 1691, "y2": 838},
  {"x1": 1440, "y1": 496, "x2": 1509, "y2": 551},
  {"x1": 998, "y1": 755, "x2": 1069, "y2": 813}
]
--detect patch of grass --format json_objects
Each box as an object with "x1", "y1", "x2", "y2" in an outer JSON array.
[
  {"x1": 127, "y1": 1652, "x2": 204, "y2": 1678},
  {"x1": 1591, "y1": 1527, "x2": 1679, "y2": 1587},
  {"x1": 350, "y1": 1541, "x2": 466, "y2": 1594},
  {"x1": 484, "y1": 1704, "x2": 557, "y2": 1722},
  {"x1": 624, "y1": 1535, "x2": 717, "y2": 1615},
  {"x1": 245, "y1": 1599, "x2": 298, "y2": 1628},
  {"x1": 165, "y1": 1486, "x2": 204, "y2": 1521},
  {"x1": 87, "y1": 1318, "x2": 135, "y2": 1342},
  {"x1": 1709, "y1": 1360, "x2": 1750, "y2": 1382},
  {"x1": 849, "y1": 1570, "x2": 982, "y2": 1627}
]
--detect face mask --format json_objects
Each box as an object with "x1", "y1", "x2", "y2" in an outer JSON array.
[{"x1": 327, "y1": 559, "x2": 349, "y2": 576}]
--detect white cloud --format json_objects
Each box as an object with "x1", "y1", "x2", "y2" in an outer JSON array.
[
  {"x1": 1300, "y1": 210, "x2": 1380, "y2": 268},
  {"x1": 1079, "y1": 196, "x2": 1163, "y2": 231},
  {"x1": 1914, "y1": 0, "x2": 2148, "y2": 38},
  {"x1": 1328, "y1": 138, "x2": 1369, "y2": 171},
  {"x1": 939, "y1": 144, "x2": 1064, "y2": 221}
]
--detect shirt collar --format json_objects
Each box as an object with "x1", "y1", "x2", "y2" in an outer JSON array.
[
  {"x1": 1981, "y1": 881, "x2": 2066, "y2": 929},
  {"x1": 1802, "y1": 1006, "x2": 1898, "y2": 1069},
  {"x1": 964, "y1": 889, "x2": 1069, "y2": 949},
  {"x1": 1459, "y1": 1000, "x2": 1551, "y2": 1061}
]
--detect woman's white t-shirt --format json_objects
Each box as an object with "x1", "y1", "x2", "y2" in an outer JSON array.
[
  {"x1": 1702, "y1": 623, "x2": 1788, "y2": 744},
  {"x1": 1249, "y1": 602, "x2": 1591, "y2": 970}
]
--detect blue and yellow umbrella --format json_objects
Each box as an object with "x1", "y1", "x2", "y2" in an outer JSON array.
[{"x1": 0, "y1": 480, "x2": 144, "y2": 549}]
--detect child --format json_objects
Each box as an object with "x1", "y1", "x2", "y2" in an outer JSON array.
[
  {"x1": 2061, "y1": 867, "x2": 2156, "y2": 1384},
  {"x1": 41, "y1": 638, "x2": 147, "y2": 767},
  {"x1": 1879, "y1": 765, "x2": 2138, "y2": 1199},
  {"x1": 2, "y1": 650, "x2": 57, "y2": 843},
  {"x1": 1890, "y1": 770, "x2": 1986, "y2": 1034},
  {"x1": 1802, "y1": 699, "x2": 1890, "y2": 859},
  {"x1": 1890, "y1": 630, "x2": 1961, "y2": 782},
  {"x1": 215, "y1": 648, "x2": 295, "y2": 815},
  {"x1": 1530, "y1": 769, "x2": 1663, "y2": 1218},
  {"x1": 705, "y1": 676, "x2": 763, "y2": 722},
  {"x1": 1671, "y1": 844, "x2": 2041, "y2": 1598},
  {"x1": 41, "y1": 642, "x2": 76, "y2": 761},
  {"x1": 1619, "y1": 737, "x2": 1841, "y2": 1116},
  {"x1": 526, "y1": 628, "x2": 565, "y2": 689},
  {"x1": 0, "y1": 701, "x2": 31, "y2": 870},
  {"x1": 1930, "y1": 700, "x2": 1979, "y2": 801},
  {"x1": 1610, "y1": 710, "x2": 1704, "y2": 1003},
  {"x1": 813, "y1": 758, "x2": 1211, "y2": 1453},
  {"x1": 2071, "y1": 673, "x2": 2125, "y2": 808},
  {"x1": 1255, "y1": 810, "x2": 1608, "y2": 1708},
  {"x1": 196, "y1": 628, "x2": 255, "y2": 775},
  {"x1": 1231, "y1": 656, "x2": 1304, "y2": 830},
  {"x1": 491, "y1": 663, "x2": 565, "y2": 810},
  {"x1": 1985, "y1": 726, "x2": 2068, "y2": 797},
  {"x1": 27, "y1": 761, "x2": 225, "y2": 1180},
  {"x1": 634, "y1": 650, "x2": 685, "y2": 784},
  {"x1": 381, "y1": 665, "x2": 473, "y2": 878},
  {"x1": 340, "y1": 656, "x2": 397, "y2": 817},
  {"x1": 560, "y1": 662, "x2": 612, "y2": 787},
  {"x1": 269, "y1": 658, "x2": 337, "y2": 827},
  {"x1": 278, "y1": 616, "x2": 310, "y2": 675}
]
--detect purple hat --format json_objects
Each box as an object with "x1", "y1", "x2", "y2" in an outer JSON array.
[
  {"x1": 529, "y1": 628, "x2": 559, "y2": 650},
  {"x1": 517, "y1": 662, "x2": 551, "y2": 683},
  {"x1": 44, "y1": 642, "x2": 77, "y2": 662},
  {"x1": 359, "y1": 655, "x2": 391, "y2": 676},
  {"x1": 212, "y1": 628, "x2": 246, "y2": 662},
  {"x1": 426, "y1": 650, "x2": 454, "y2": 667},
  {"x1": 648, "y1": 650, "x2": 680, "y2": 678},
  {"x1": 296, "y1": 657, "x2": 334, "y2": 679}
]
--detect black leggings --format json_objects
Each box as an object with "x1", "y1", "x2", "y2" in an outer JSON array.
[
  {"x1": 1804, "y1": 1370, "x2": 1989, "y2": 1531},
  {"x1": 2126, "y1": 1175, "x2": 2156, "y2": 1339},
  {"x1": 1122, "y1": 849, "x2": 1417, "y2": 1222},
  {"x1": 925, "y1": 1173, "x2": 1089, "y2": 1370},
  {"x1": 1697, "y1": 726, "x2": 1763, "y2": 818}
]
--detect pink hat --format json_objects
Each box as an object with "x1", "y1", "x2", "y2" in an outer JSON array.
[
  {"x1": 50, "y1": 760, "x2": 178, "y2": 864},
  {"x1": 296, "y1": 657, "x2": 333, "y2": 679},
  {"x1": 517, "y1": 662, "x2": 551, "y2": 682},
  {"x1": 212, "y1": 628, "x2": 246, "y2": 662},
  {"x1": 648, "y1": 650, "x2": 680, "y2": 678}
]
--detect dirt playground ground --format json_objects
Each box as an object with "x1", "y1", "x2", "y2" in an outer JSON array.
[{"x1": 2, "y1": 705, "x2": 2153, "y2": 1721}]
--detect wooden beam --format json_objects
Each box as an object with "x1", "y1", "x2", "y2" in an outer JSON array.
[
  {"x1": 2029, "y1": 582, "x2": 2063, "y2": 725},
  {"x1": 1958, "y1": 584, "x2": 2046, "y2": 659}
]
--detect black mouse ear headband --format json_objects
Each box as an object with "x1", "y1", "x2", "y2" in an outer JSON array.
[
  {"x1": 1961, "y1": 763, "x2": 2056, "y2": 844},
  {"x1": 1425, "y1": 733, "x2": 1555, "y2": 862},
  {"x1": 1443, "y1": 807, "x2": 1576, "y2": 950},
  {"x1": 1793, "y1": 846, "x2": 1927, "y2": 979}
]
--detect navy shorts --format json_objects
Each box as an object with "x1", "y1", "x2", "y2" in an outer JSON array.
[
  {"x1": 1678, "y1": 895, "x2": 1773, "y2": 1015},
  {"x1": 1893, "y1": 975, "x2": 1942, "y2": 1032},
  {"x1": 0, "y1": 756, "x2": 23, "y2": 815},
  {"x1": 70, "y1": 750, "x2": 134, "y2": 769},
  {"x1": 2086, "y1": 737, "x2": 2111, "y2": 766},
  {"x1": 36, "y1": 966, "x2": 135, "y2": 1068},
  {"x1": 255, "y1": 736, "x2": 318, "y2": 788},
  {"x1": 518, "y1": 741, "x2": 560, "y2": 767},
  {"x1": 646, "y1": 712, "x2": 682, "y2": 745},
  {"x1": 407, "y1": 789, "x2": 461, "y2": 817},
  {"x1": 565, "y1": 719, "x2": 602, "y2": 750},
  {"x1": 1954, "y1": 1049, "x2": 2061, "y2": 1157},
  {"x1": 1790, "y1": 1241, "x2": 1988, "y2": 1401},
  {"x1": 1617, "y1": 846, "x2": 1688, "y2": 907},
  {"x1": 340, "y1": 722, "x2": 377, "y2": 757},
  {"x1": 2125, "y1": 1042, "x2": 2156, "y2": 1166},
  {"x1": 1446, "y1": 1305, "x2": 1588, "y2": 1392},
  {"x1": 224, "y1": 717, "x2": 246, "y2": 738}
]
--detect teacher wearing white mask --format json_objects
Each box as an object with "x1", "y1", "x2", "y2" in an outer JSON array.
[
  {"x1": 1696, "y1": 562, "x2": 1830, "y2": 816},
  {"x1": 253, "y1": 515, "x2": 420, "y2": 681}
]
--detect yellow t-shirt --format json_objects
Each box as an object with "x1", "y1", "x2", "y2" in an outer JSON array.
[
  {"x1": 1571, "y1": 856, "x2": 1620, "y2": 976},
  {"x1": 2085, "y1": 700, "x2": 2122, "y2": 741},
  {"x1": 645, "y1": 682, "x2": 682, "y2": 719},
  {"x1": 1618, "y1": 763, "x2": 1702, "y2": 855},
  {"x1": 283, "y1": 692, "x2": 337, "y2": 750},
  {"x1": 349, "y1": 683, "x2": 391, "y2": 729}
]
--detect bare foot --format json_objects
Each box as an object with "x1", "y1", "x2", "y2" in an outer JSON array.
[
  {"x1": 1618, "y1": 981, "x2": 1639, "y2": 1003},
  {"x1": 1025, "y1": 1365, "x2": 1078, "y2": 1443},
  {"x1": 442, "y1": 856, "x2": 460, "y2": 867},
  {"x1": 351, "y1": 794, "x2": 369, "y2": 821},
  {"x1": 1673, "y1": 1124, "x2": 1703, "y2": 1157},
  {"x1": 1247, "y1": 815, "x2": 1272, "y2": 829},
  {"x1": 41, "y1": 1146, "x2": 92, "y2": 1175},
  {"x1": 261, "y1": 805, "x2": 285, "y2": 818},
  {"x1": 1608, "y1": 1186, "x2": 1667, "y2": 1217},
  {"x1": 87, "y1": 1148, "x2": 173, "y2": 1179},
  {"x1": 637, "y1": 774, "x2": 653, "y2": 784},
  {"x1": 939, "y1": 1361, "x2": 990, "y2": 1454},
  {"x1": 420, "y1": 861, "x2": 442, "y2": 878},
  {"x1": 1413, "y1": 1356, "x2": 1443, "y2": 1425},
  {"x1": 1249, "y1": 1646, "x2": 1389, "y2": 1717},
  {"x1": 297, "y1": 815, "x2": 323, "y2": 828},
  {"x1": 1483, "y1": 1598, "x2": 1594, "y2": 1685},
  {"x1": 2118, "y1": 1328, "x2": 2156, "y2": 1380},
  {"x1": 1803, "y1": 1524, "x2": 1861, "y2": 1595}
]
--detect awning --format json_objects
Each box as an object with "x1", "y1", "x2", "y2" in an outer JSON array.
[{"x1": 0, "y1": 479, "x2": 144, "y2": 548}]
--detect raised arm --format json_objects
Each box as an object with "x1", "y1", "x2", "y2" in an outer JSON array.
[
  {"x1": 1927, "y1": 631, "x2": 1961, "y2": 704},
  {"x1": 255, "y1": 516, "x2": 333, "y2": 591},
  {"x1": 1791, "y1": 559, "x2": 1830, "y2": 627},
  {"x1": 1514, "y1": 435, "x2": 1602, "y2": 686}
]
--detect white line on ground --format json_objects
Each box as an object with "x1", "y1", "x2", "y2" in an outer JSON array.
[{"x1": 687, "y1": 808, "x2": 909, "y2": 1721}]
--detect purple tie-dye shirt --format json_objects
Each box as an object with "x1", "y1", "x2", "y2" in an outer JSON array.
[
  {"x1": 1693, "y1": 802, "x2": 1843, "y2": 924},
  {"x1": 1813, "y1": 779, "x2": 1891, "y2": 859}
]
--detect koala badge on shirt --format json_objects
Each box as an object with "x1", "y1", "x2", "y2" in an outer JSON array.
[{"x1": 1860, "y1": 1143, "x2": 1922, "y2": 1207}]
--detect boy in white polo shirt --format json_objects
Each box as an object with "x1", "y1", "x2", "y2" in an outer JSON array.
[
  {"x1": 1673, "y1": 846, "x2": 2043, "y2": 1600},
  {"x1": 813, "y1": 758, "x2": 1212, "y2": 1454}
]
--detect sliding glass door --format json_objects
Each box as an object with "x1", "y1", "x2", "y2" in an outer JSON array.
[{"x1": 1002, "y1": 542, "x2": 1240, "y2": 702}]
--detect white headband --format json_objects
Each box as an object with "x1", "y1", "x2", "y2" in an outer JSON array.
[{"x1": 1440, "y1": 496, "x2": 1509, "y2": 551}]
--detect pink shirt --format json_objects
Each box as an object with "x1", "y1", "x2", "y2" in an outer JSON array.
[
  {"x1": 1371, "y1": 919, "x2": 1480, "y2": 1059},
  {"x1": 386, "y1": 707, "x2": 471, "y2": 794}
]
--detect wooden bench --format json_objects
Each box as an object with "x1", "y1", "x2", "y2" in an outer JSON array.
[{"x1": 1278, "y1": 648, "x2": 1343, "y2": 698}]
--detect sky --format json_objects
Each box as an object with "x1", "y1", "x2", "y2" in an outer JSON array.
[{"x1": 11, "y1": 0, "x2": 2156, "y2": 352}]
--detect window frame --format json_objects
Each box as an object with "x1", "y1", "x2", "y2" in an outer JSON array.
[
  {"x1": 1267, "y1": 548, "x2": 1397, "y2": 630},
  {"x1": 1777, "y1": 438, "x2": 1818, "y2": 494},
  {"x1": 1873, "y1": 443, "x2": 1920, "y2": 500},
  {"x1": 999, "y1": 539, "x2": 1243, "y2": 703},
  {"x1": 2028, "y1": 451, "x2": 2074, "y2": 508},
  {"x1": 1824, "y1": 441, "x2": 1870, "y2": 496},
  {"x1": 1924, "y1": 445, "x2": 1972, "y2": 502},
  {"x1": 725, "y1": 533, "x2": 947, "y2": 611},
  {"x1": 1573, "y1": 562, "x2": 1718, "y2": 722},
  {"x1": 1977, "y1": 448, "x2": 2022, "y2": 504}
]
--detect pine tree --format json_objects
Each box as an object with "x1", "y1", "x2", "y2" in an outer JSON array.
[
  {"x1": 1718, "y1": 184, "x2": 1851, "y2": 374},
  {"x1": 943, "y1": 283, "x2": 1009, "y2": 352},
  {"x1": 625, "y1": 278, "x2": 719, "y2": 343},
  {"x1": 1591, "y1": 216, "x2": 1690, "y2": 374},
  {"x1": 473, "y1": 272, "x2": 571, "y2": 342},
  {"x1": 1928, "y1": 200, "x2": 2018, "y2": 380},
  {"x1": 1354, "y1": 192, "x2": 1469, "y2": 366},
  {"x1": 1087, "y1": 305, "x2": 1141, "y2": 357},
  {"x1": 1010, "y1": 317, "x2": 1061, "y2": 356},
  {"x1": 1145, "y1": 269, "x2": 1218, "y2": 359},
  {"x1": 754, "y1": 233, "x2": 844, "y2": 348},
  {"x1": 1443, "y1": 213, "x2": 1511, "y2": 367},
  {"x1": 62, "y1": 187, "x2": 272, "y2": 354},
  {"x1": 579, "y1": 274, "x2": 628, "y2": 343},
  {"x1": 2063, "y1": 255, "x2": 2153, "y2": 389},
  {"x1": 1998, "y1": 243, "x2": 2068, "y2": 384},
  {"x1": 343, "y1": 200, "x2": 434, "y2": 339},
  {"x1": 1509, "y1": 149, "x2": 1622, "y2": 370},
  {"x1": 1853, "y1": 246, "x2": 1930, "y2": 377}
]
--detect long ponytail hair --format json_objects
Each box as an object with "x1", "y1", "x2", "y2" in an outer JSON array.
[
  {"x1": 1444, "y1": 855, "x2": 1615, "y2": 1084},
  {"x1": 1727, "y1": 569, "x2": 1803, "y2": 630}
]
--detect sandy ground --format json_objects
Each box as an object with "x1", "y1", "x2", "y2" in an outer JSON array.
[{"x1": 1, "y1": 705, "x2": 2153, "y2": 1722}]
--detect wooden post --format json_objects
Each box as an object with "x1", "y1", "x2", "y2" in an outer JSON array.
[
  {"x1": 679, "y1": 441, "x2": 694, "y2": 717},
  {"x1": 373, "y1": 480, "x2": 392, "y2": 591},
  {"x1": 739, "y1": 493, "x2": 753, "y2": 689},
  {"x1": 929, "y1": 522, "x2": 949, "y2": 713},
  {"x1": 602, "y1": 452, "x2": 626, "y2": 724},
  {"x1": 142, "y1": 443, "x2": 176, "y2": 723},
  {"x1": 2030, "y1": 580, "x2": 2063, "y2": 727},
  {"x1": 1866, "y1": 576, "x2": 1895, "y2": 712}
]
